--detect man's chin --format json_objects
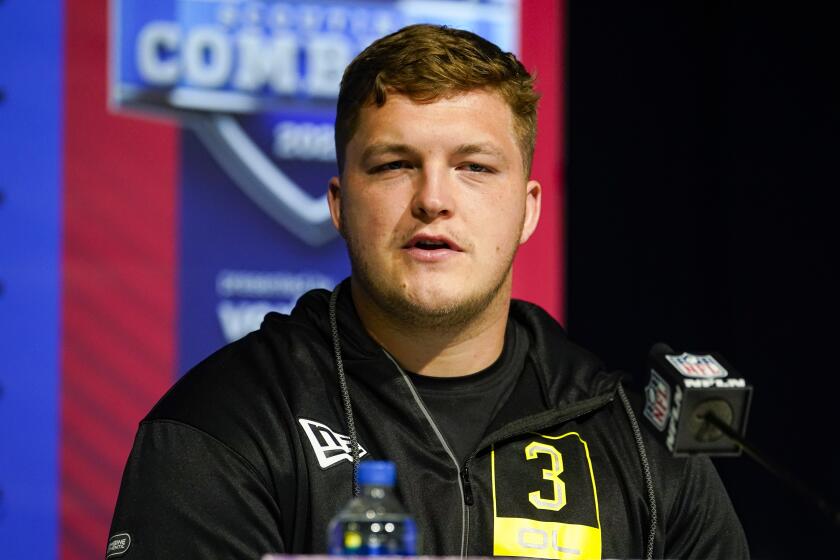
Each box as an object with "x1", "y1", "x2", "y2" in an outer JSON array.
[
  {"x1": 350, "y1": 259, "x2": 513, "y2": 330},
  {"x1": 380, "y1": 286, "x2": 505, "y2": 330}
]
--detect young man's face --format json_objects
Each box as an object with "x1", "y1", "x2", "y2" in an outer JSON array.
[{"x1": 328, "y1": 90, "x2": 541, "y2": 326}]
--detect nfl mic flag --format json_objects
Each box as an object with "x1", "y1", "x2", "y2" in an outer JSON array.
[{"x1": 643, "y1": 343, "x2": 753, "y2": 457}]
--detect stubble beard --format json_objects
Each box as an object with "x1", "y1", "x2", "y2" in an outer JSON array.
[{"x1": 344, "y1": 227, "x2": 519, "y2": 331}]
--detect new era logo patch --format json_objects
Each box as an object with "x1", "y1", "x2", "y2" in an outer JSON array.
[
  {"x1": 298, "y1": 418, "x2": 367, "y2": 469},
  {"x1": 106, "y1": 532, "x2": 131, "y2": 557}
]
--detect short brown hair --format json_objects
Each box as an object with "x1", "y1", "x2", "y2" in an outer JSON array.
[{"x1": 335, "y1": 24, "x2": 540, "y2": 174}]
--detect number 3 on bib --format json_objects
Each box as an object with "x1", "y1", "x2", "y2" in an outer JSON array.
[{"x1": 525, "y1": 441, "x2": 567, "y2": 511}]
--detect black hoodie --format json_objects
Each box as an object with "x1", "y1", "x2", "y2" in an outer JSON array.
[{"x1": 108, "y1": 283, "x2": 748, "y2": 559}]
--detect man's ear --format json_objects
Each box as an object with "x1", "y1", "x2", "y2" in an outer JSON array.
[
  {"x1": 519, "y1": 179, "x2": 542, "y2": 245},
  {"x1": 327, "y1": 176, "x2": 343, "y2": 235}
]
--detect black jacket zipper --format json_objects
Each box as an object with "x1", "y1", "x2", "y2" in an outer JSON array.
[
  {"x1": 384, "y1": 351, "x2": 470, "y2": 558},
  {"x1": 460, "y1": 465, "x2": 474, "y2": 506}
]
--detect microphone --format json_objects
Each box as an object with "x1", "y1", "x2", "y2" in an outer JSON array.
[
  {"x1": 642, "y1": 343, "x2": 753, "y2": 456},
  {"x1": 642, "y1": 344, "x2": 840, "y2": 526}
]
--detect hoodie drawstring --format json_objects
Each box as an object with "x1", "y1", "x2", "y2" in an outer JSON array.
[
  {"x1": 618, "y1": 382, "x2": 657, "y2": 560},
  {"x1": 329, "y1": 284, "x2": 360, "y2": 497}
]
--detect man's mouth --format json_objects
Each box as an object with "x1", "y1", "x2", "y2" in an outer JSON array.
[{"x1": 404, "y1": 235, "x2": 463, "y2": 252}]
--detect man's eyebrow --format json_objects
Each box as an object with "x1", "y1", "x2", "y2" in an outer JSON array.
[
  {"x1": 360, "y1": 143, "x2": 419, "y2": 163},
  {"x1": 453, "y1": 143, "x2": 508, "y2": 162},
  {"x1": 359, "y1": 142, "x2": 509, "y2": 164}
]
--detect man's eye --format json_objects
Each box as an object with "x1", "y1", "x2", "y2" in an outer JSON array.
[
  {"x1": 462, "y1": 163, "x2": 491, "y2": 173},
  {"x1": 372, "y1": 161, "x2": 408, "y2": 173}
]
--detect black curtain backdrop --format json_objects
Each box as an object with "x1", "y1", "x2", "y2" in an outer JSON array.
[{"x1": 566, "y1": 2, "x2": 838, "y2": 557}]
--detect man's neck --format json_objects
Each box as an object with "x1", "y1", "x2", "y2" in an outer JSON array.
[{"x1": 351, "y1": 280, "x2": 510, "y2": 378}]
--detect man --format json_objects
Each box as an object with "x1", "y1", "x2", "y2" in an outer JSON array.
[{"x1": 108, "y1": 25, "x2": 748, "y2": 559}]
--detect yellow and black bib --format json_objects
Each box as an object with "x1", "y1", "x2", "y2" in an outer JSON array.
[{"x1": 491, "y1": 431, "x2": 601, "y2": 560}]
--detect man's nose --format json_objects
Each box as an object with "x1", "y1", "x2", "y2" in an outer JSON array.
[{"x1": 411, "y1": 166, "x2": 454, "y2": 221}]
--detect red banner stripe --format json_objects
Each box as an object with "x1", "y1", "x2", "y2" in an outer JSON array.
[
  {"x1": 59, "y1": 1, "x2": 178, "y2": 558},
  {"x1": 514, "y1": 0, "x2": 565, "y2": 322}
]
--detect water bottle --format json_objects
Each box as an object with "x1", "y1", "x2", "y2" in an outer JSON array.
[{"x1": 327, "y1": 461, "x2": 419, "y2": 555}]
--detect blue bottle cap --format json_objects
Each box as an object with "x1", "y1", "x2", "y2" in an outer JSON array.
[{"x1": 358, "y1": 460, "x2": 396, "y2": 486}]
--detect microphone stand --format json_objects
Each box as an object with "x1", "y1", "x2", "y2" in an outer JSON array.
[{"x1": 703, "y1": 411, "x2": 840, "y2": 528}]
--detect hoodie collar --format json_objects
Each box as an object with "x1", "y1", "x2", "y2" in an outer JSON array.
[
  {"x1": 290, "y1": 278, "x2": 383, "y2": 360},
  {"x1": 290, "y1": 279, "x2": 621, "y2": 405},
  {"x1": 509, "y1": 299, "x2": 622, "y2": 406}
]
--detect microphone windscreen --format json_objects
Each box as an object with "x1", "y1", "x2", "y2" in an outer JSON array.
[{"x1": 642, "y1": 345, "x2": 753, "y2": 456}]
